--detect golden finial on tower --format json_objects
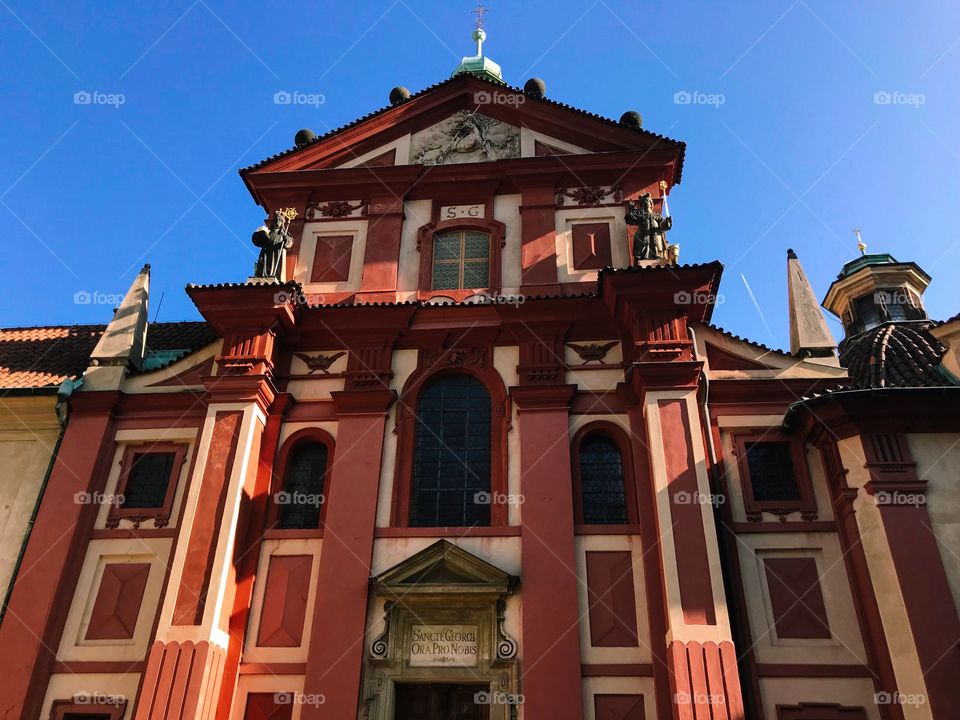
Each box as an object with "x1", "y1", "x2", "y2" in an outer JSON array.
[{"x1": 853, "y1": 227, "x2": 866, "y2": 256}]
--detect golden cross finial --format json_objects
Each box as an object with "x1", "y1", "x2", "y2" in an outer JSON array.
[
  {"x1": 473, "y1": 4, "x2": 487, "y2": 30},
  {"x1": 853, "y1": 227, "x2": 866, "y2": 255}
]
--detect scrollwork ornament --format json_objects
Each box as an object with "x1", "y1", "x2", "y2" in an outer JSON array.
[
  {"x1": 370, "y1": 601, "x2": 394, "y2": 659},
  {"x1": 495, "y1": 597, "x2": 517, "y2": 660}
]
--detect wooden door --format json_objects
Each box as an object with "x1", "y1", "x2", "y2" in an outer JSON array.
[{"x1": 394, "y1": 684, "x2": 489, "y2": 720}]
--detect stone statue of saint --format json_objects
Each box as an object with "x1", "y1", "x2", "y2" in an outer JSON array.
[
  {"x1": 252, "y1": 208, "x2": 297, "y2": 280},
  {"x1": 624, "y1": 193, "x2": 672, "y2": 262}
]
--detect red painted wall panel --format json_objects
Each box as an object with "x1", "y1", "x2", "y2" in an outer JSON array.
[
  {"x1": 763, "y1": 557, "x2": 831, "y2": 639},
  {"x1": 571, "y1": 223, "x2": 612, "y2": 270},
  {"x1": 173, "y1": 411, "x2": 242, "y2": 626},
  {"x1": 243, "y1": 692, "x2": 293, "y2": 720},
  {"x1": 256, "y1": 554, "x2": 312, "y2": 647},
  {"x1": 585, "y1": 550, "x2": 640, "y2": 647},
  {"x1": 594, "y1": 693, "x2": 645, "y2": 720},
  {"x1": 310, "y1": 235, "x2": 353, "y2": 283},
  {"x1": 658, "y1": 399, "x2": 716, "y2": 625},
  {"x1": 85, "y1": 562, "x2": 151, "y2": 640}
]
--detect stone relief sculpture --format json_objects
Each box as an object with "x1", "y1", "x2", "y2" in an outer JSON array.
[{"x1": 411, "y1": 111, "x2": 519, "y2": 165}]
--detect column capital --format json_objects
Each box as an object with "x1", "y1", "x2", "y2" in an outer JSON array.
[
  {"x1": 331, "y1": 388, "x2": 396, "y2": 415},
  {"x1": 201, "y1": 373, "x2": 277, "y2": 414},
  {"x1": 509, "y1": 384, "x2": 576, "y2": 411},
  {"x1": 628, "y1": 360, "x2": 702, "y2": 395}
]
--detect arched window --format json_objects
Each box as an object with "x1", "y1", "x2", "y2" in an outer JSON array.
[
  {"x1": 573, "y1": 427, "x2": 637, "y2": 525},
  {"x1": 278, "y1": 441, "x2": 328, "y2": 529},
  {"x1": 431, "y1": 230, "x2": 490, "y2": 290},
  {"x1": 410, "y1": 374, "x2": 491, "y2": 527}
]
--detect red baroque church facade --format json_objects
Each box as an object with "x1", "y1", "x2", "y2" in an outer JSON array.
[{"x1": 2, "y1": 60, "x2": 960, "y2": 720}]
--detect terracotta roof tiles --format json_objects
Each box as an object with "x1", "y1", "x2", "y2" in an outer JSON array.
[
  {"x1": 838, "y1": 321, "x2": 958, "y2": 388},
  {"x1": 0, "y1": 321, "x2": 215, "y2": 390}
]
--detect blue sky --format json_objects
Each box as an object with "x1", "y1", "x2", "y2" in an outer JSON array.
[{"x1": 2, "y1": 1, "x2": 958, "y2": 349}]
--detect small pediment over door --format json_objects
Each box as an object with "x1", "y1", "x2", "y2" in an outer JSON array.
[{"x1": 372, "y1": 540, "x2": 517, "y2": 599}]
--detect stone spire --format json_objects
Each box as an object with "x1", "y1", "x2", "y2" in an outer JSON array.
[
  {"x1": 787, "y1": 249, "x2": 838, "y2": 365},
  {"x1": 85, "y1": 264, "x2": 151, "y2": 389}
]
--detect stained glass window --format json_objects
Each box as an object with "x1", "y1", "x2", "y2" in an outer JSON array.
[
  {"x1": 279, "y1": 442, "x2": 328, "y2": 529},
  {"x1": 410, "y1": 374, "x2": 491, "y2": 527},
  {"x1": 579, "y1": 435, "x2": 629, "y2": 524},
  {"x1": 432, "y1": 230, "x2": 490, "y2": 290}
]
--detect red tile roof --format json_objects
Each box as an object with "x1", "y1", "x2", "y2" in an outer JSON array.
[
  {"x1": 838, "y1": 321, "x2": 958, "y2": 388},
  {"x1": 0, "y1": 321, "x2": 215, "y2": 390}
]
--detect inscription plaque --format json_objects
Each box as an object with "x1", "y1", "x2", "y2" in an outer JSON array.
[{"x1": 409, "y1": 624, "x2": 479, "y2": 667}]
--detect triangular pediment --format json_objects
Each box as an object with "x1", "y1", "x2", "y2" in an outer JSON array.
[
  {"x1": 241, "y1": 74, "x2": 684, "y2": 177},
  {"x1": 705, "y1": 342, "x2": 774, "y2": 371},
  {"x1": 372, "y1": 540, "x2": 516, "y2": 598}
]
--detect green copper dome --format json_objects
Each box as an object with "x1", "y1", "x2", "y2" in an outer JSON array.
[
  {"x1": 836, "y1": 253, "x2": 899, "y2": 279},
  {"x1": 452, "y1": 28, "x2": 504, "y2": 84}
]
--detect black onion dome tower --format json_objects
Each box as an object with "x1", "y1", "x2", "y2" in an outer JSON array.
[{"x1": 823, "y1": 246, "x2": 959, "y2": 387}]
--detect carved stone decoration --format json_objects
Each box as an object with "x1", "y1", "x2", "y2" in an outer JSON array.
[
  {"x1": 625, "y1": 193, "x2": 673, "y2": 263},
  {"x1": 424, "y1": 346, "x2": 487, "y2": 369},
  {"x1": 370, "y1": 601, "x2": 394, "y2": 660},
  {"x1": 567, "y1": 341, "x2": 618, "y2": 365},
  {"x1": 518, "y1": 329, "x2": 567, "y2": 385},
  {"x1": 364, "y1": 540, "x2": 520, "y2": 720},
  {"x1": 410, "y1": 111, "x2": 520, "y2": 165},
  {"x1": 294, "y1": 351, "x2": 347, "y2": 374},
  {"x1": 251, "y1": 208, "x2": 297, "y2": 280},
  {"x1": 556, "y1": 184, "x2": 623, "y2": 207},
  {"x1": 495, "y1": 598, "x2": 517, "y2": 660},
  {"x1": 305, "y1": 199, "x2": 367, "y2": 220}
]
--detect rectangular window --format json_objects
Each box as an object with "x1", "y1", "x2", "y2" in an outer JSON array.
[
  {"x1": 744, "y1": 441, "x2": 800, "y2": 502},
  {"x1": 735, "y1": 432, "x2": 816, "y2": 521},
  {"x1": 51, "y1": 700, "x2": 126, "y2": 720},
  {"x1": 107, "y1": 442, "x2": 186, "y2": 528},
  {"x1": 432, "y1": 230, "x2": 490, "y2": 290},
  {"x1": 124, "y1": 452, "x2": 176, "y2": 508}
]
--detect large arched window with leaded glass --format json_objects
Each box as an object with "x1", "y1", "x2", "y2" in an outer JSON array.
[
  {"x1": 431, "y1": 230, "x2": 490, "y2": 290},
  {"x1": 573, "y1": 426, "x2": 638, "y2": 525},
  {"x1": 410, "y1": 374, "x2": 492, "y2": 527}
]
